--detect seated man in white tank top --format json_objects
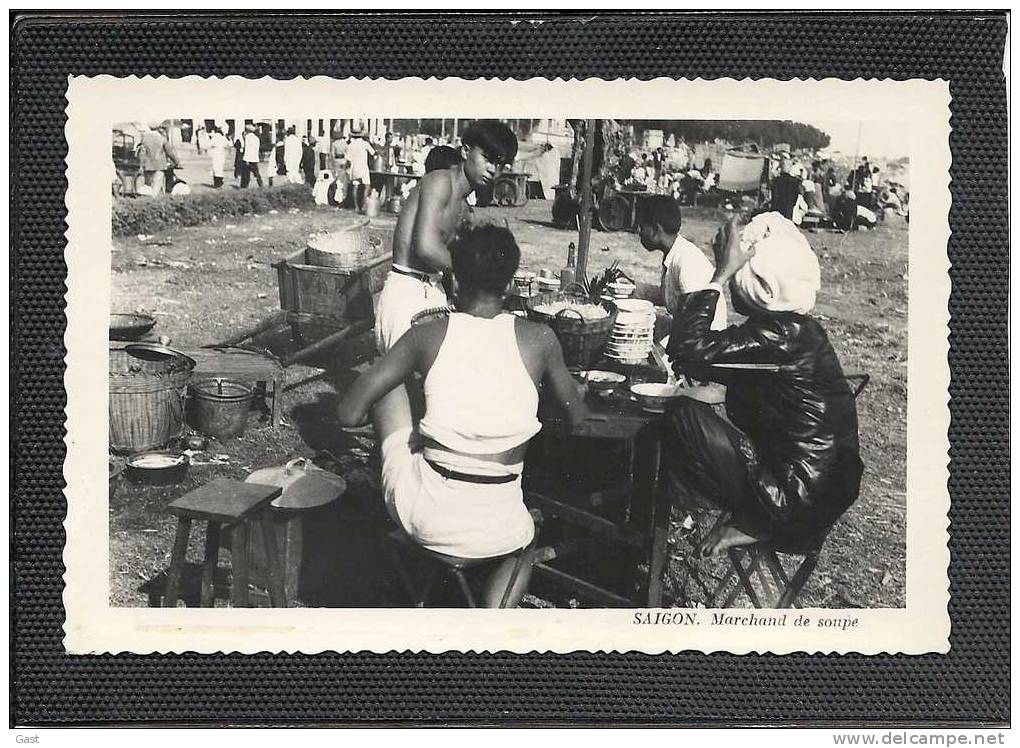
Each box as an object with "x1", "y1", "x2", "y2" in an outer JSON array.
[{"x1": 338, "y1": 224, "x2": 588, "y2": 608}]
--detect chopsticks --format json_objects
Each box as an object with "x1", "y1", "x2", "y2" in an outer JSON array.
[{"x1": 704, "y1": 362, "x2": 785, "y2": 372}]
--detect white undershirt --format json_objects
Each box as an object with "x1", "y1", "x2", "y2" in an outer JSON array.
[{"x1": 662, "y1": 235, "x2": 728, "y2": 330}]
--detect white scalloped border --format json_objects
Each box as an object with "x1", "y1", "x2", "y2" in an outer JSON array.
[{"x1": 62, "y1": 75, "x2": 951, "y2": 656}]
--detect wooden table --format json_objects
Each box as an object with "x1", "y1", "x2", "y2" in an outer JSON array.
[{"x1": 526, "y1": 382, "x2": 672, "y2": 608}]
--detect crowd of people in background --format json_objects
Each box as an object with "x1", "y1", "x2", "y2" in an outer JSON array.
[
  {"x1": 767, "y1": 153, "x2": 909, "y2": 232},
  {"x1": 202, "y1": 124, "x2": 464, "y2": 209},
  {"x1": 118, "y1": 122, "x2": 910, "y2": 239},
  {"x1": 118, "y1": 120, "x2": 461, "y2": 203},
  {"x1": 609, "y1": 139, "x2": 909, "y2": 234}
]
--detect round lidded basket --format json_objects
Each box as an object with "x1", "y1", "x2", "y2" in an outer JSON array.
[
  {"x1": 305, "y1": 219, "x2": 388, "y2": 271},
  {"x1": 525, "y1": 291, "x2": 618, "y2": 368},
  {"x1": 109, "y1": 343, "x2": 195, "y2": 453}
]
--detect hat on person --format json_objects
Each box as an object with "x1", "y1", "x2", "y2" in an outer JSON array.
[
  {"x1": 349, "y1": 124, "x2": 366, "y2": 136},
  {"x1": 733, "y1": 212, "x2": 821, "y2": 315}
]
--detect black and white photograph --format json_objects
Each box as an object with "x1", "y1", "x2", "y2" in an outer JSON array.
[
  {"x1": 60, "y1": 75, "x2": 950, "y2": 655},
  {"x1": 106, "y1": 114, "x2": 909, "y2": 613}
]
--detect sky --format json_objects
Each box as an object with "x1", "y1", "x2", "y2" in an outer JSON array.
[{"x1": 806, "y1": 120, "x2": 911, "y2": 160}]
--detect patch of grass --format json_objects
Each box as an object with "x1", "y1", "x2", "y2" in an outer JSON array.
[{"x1": 112, "y1": 184, "x2": 315, "y2": 236}]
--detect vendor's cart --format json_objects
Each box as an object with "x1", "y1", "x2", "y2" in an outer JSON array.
[
  {"x1": 112, "y1": 129, "x2": 140, "y2": 195},
  {"x1": 595, "y1": 187, "x2": 660, "y2": 233},
  {"x1": 490, "y1": 171, "x2": 531, "y2": 207}
]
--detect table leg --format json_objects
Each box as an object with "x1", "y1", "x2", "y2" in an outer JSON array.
[
  {"x1": 271, "y1": 373, "x2": 283, "y2": 428},
  {"x1": 230, "y1": 523, "x2": 251, "y2": 608},
  {"x1": 200, "y1": 521, "x2": 221, "y2": 607},
  {"x1": 606, "y1": 437, "x2": 639, "y2": 597},
  {"x1": 644, "y1": 433, "x2": 667, "y2": 608},
  {"x1": 164, "y1": 517, "x2": 192, "y2": 608},
  {"x1": 257, "y1": 516, "x2": 288, "y2": 608}
]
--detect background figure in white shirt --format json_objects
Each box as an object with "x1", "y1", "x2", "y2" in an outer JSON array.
[
  {"x1": 240, "y1": 124, "x2": 263, "y2": 188},
  {"x1": 283, "y1": 126, "x2": 303, "y2": 184},
  {"x1": 346, "y1": 125, "x2": 377, "y2": 209},
  {"x1": 634, "y1": 195, "x2": 728, "y2": 332},
  {"x1": 206, "y1": 126, "x2": 229, "y2": 188}
]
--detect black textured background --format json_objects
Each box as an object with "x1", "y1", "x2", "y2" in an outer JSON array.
[{"x1": 11, "y1": 12, "x2": 1008, "y2": 726}]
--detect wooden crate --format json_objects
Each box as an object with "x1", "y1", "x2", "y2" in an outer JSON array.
[{"x1": 274, "y1": 225, "x2": 392, "y2": 321}]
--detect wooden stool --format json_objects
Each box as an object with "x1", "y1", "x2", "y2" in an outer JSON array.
[
  {"x1": 183, "y1": 347, "x2": 286, "y2": 427},
  {"x1": 386, "y1": 510, "x2": 542, "y2": 608},
  {"x1": 708, "y1": 373, "x2": 870, "y2": 608},
  {"x1": 164, "y1": 478, "x2": 284, "y2": 608},
  {"x1": 710, "y1": 534, "x2": 828, "y2": 609}
]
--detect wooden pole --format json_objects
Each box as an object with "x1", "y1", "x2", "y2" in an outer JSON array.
[{"x1": 575, "y1": 119, "x2": 597, "y2": 282}]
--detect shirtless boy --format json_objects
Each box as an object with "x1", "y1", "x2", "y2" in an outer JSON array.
[{"x1": 374, "y1": 120, "x2": 518, "y2": 353}]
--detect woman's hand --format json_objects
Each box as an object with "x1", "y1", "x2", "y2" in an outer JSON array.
[{"x1": 710, "y1": 216, "x2": 754, "y2": 285}]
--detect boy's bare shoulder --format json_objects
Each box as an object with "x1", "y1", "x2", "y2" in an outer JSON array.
[{"x1": 417, "y1": 169, "x2": 453, "y2": 198}]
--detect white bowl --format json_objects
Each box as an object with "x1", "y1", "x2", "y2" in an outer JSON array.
[
  {"x1": 576, "y1": 369, "x2": 627, "y2": 391},
  {"x1": 630, "y1": 382, "x2": 684, "y2": 413},
  {"x1": 606, "y1": 353, "x2": 648, "y2": 366},
  {"x1": 614, "y1": 298, "x2": 653, "y2": 314},
  {"x1": 607, "y1": 341, "x2": 652, "y2": 352},
  {"x1": 607, "y1": 344, "x2": 651, "y2": 354}
]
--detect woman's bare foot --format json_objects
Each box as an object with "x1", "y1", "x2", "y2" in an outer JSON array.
[{"x1": 697, "y1": 521, "x2": 764, "y2": 557}]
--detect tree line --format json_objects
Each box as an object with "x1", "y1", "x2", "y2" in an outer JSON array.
[{"x1": 631, "y1": 120, "x2": 831, "y2": 151}]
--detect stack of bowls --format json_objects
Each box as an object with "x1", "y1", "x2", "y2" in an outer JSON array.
[
  {"x1": 605, "y1": 298, "x2": 655, "y2": 365},
  {"x1": 537, "y1": 274, "x2": 561, "y2": 293},
  {"x1": 608, "y1": 278, "x2": 636, "y2": 299}
]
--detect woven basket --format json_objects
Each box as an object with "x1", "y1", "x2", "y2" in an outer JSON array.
[
  {"x1": 109, "y1": 344, "x2": 194, "y2": 453},
  {"x1": 525, "y1": 292, "x2": 618, "y2": 368},
  {"x1": 306, "y1": 220, "x2": 389, "y2": 271}
]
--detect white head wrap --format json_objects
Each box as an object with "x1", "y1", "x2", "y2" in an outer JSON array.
[{"x1": 733, "y1": 212, "x2": 821, "y2": 314}]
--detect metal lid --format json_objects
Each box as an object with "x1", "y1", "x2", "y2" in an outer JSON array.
[{"x1": 124, "y1": 342, "x2": 196, "y2": 370}]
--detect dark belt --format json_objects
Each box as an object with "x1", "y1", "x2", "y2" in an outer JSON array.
[
  {"x1": 425, "y1": 459, "x2": 519, "y2": 485},
  {"x1": 391, "y1": 265, "x2": 434, "y2": 284}
]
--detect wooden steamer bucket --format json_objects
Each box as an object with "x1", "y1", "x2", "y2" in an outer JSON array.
[{"x1": 108, "y1": 343, "x2": 195, "y2": 453}]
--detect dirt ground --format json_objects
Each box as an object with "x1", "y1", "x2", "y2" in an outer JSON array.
[{"x1": 109, "y1": 196, "x2": 907, "y2": 609}]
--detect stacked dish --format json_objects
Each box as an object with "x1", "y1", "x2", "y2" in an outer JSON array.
[
  {"x1": 605, "y1": 298, "x2": 655, "y2": 365},
  {"x1": 607, "y1": 278, "x2": 636, "y2": 299}
]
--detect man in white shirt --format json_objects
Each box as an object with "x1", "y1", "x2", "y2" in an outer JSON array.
[
  {"x1": 635, "y1": 195, "x2": 727, "y2": 331},
  {"x1": 283, "y1": 126, "x2": 303, "y2": 184},
  {"x1": 241, "y1": 123, "x2": 263, "y2": 188},
  {"x1": 345, "y1": 125, "x2": 377, "y2": 208}
]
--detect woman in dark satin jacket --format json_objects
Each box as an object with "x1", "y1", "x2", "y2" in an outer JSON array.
[{"x1": 664, "y1": 214, "x2": 863, "y2": 557}]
